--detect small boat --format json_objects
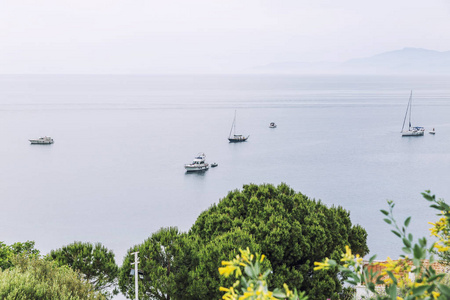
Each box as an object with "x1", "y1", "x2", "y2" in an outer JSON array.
[
  {"x1": 185, "y1": 153, "x2": 209, "y2": 172},
  {"x1": 269, "y1": 122, "x2": 277, "y2": 128},
  {"x1": 429, "y1": 128, "x2": 436, "y2": 135},
  {"x1": 401, "y1": 91, "x2": 424, "y2": 137},
  {"x1": 29, "y1": 136, "x2": 54, "y2": 144},
  {"x1": 228, "y1": 110, "x2": 249, "y2": 142},
  {"x1": 211, "y1": 162, "x2": 218, "y2": 167}
]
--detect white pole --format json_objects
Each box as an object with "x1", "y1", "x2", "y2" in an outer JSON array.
[{"x1": 131, "y1": 251, "x2": 139, "y2": 300}]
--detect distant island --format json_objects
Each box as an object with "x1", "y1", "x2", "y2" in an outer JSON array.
[{"x1": 253, "y1": 48, "x2": 450, "y2": 75}]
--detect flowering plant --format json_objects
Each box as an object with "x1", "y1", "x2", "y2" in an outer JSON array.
[
  {"x1": 218, "y1": 248, "x2": 308, "y2": 300},
  {"x1": 314, "y1": 191, "x2": 450, "y2": 300}
]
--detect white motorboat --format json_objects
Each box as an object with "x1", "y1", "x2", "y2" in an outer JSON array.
[
  {"x1": 429, "y1": 128, "x2": 436, "y2": 135},
  {"x1": 185, "y1": 153, "x2": 209, "y2": 172},
  {"x1": 269, "y1": 122, "x2": 277, "y2": 128},
  {"x1": 401, "y1": 91, "x2": 424, "y2": 137},
  {"x1": 211, "y1": 162, "x2": 218, "y2": 167},
  {"x1": 29, "y1": 136, "x2": 54, "y2": 144}
]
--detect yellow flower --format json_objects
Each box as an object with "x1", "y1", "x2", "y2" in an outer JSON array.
[
  {"x1": 355, "y1": 254, "x2": 363, "y2": 266},
  {"x1": 341, "y1": 245, "x2": 354, "y2": 263},
  {"x1": 260, "y1": 254, "x2": 265, "y2": 263},
  {"x1": 314, "y1": 258, "x2": 331, "y2": 271},
  {"x1": 432, "y1": 291, "x2": 440, "y2": 299},
  {"x1": 219, "y1": 265, "x2": 238, "y2": 277}
]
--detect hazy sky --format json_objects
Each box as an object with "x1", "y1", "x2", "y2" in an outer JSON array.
[{"x1": 1, "y1": 0, "x2": 449, "y2": 74}]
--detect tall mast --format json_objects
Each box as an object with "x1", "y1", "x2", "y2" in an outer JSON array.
[
  {"x1": 401, "y1": 91, "x2": 413, "y2": 132},
  {"x1": 229, "y1": 110, "x2": 236, "y2": 138},
  {"x1": 409, "y1": 91, "x2": 412, "y2": 130}
]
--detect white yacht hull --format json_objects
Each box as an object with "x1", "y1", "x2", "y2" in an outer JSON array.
[
  {"x1": 185, "y1": 164, "x2": 209, "y2": 172},
  {"x1": 401, "y1": 131, "x2": 424, "y2": 136},
  {"x1": 29, "y1": 139, "x2": 54, "y2": 144}
]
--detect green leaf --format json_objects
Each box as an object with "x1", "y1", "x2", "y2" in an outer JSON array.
[
  {"x1": 380, "y1": 210, "x2": 389, "y2": 216},
  {"x1": 244, "y1": 265, "x2": 253, "y2": 278},
  {"x1": 428, "y1": 274, "x2": 441, "y2": 282},
  {"x1": 438, "y1": 283, "x2": 450, "y2": 296},
  {"x1": 430, "y1": 204, "x2": 441, "y2": 210},
  {"x1": 402, "y1": 238, "x2": 411, "y2": 248},
  {"x1": 272, "y1": 288, "x2": 286, "y2": 298},
  {"x1": 408, "y1": 233, "x2": 413, "y2": 242},
  {"x1": 411, "y1": 284, "x2": 430, "y2": 296},
  {"x1": 402, "y1": 247, "x2": 411, "y2": 254},
  {"x1": 422, "y1": 192, "x2": 433, "y2": 201},
  {"x1": 391, "y1": 230, "x2": 401, "y2": 238},
  {"x1": 387, "y1": 284, "x2": 397, "y2": 299},
  {"x1": 383, "y1": 218, "x2": 392, "y2": 224},
  {"x1": 413, "y1": 244, "x2": 423, "y2": 259},
  {"x1": 328, "y1": 259, "x2": 337, "y2": 267},
  {"x1": 419, "y1": 237, "x2": 427, "y2": 247},
  {"x1": 386, "y1": 271, "x2": 398, "y2": 285},
  {"x1": 404, "y1": 216, "x2": 411, "y2": 227}
]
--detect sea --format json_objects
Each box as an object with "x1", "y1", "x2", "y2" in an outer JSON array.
[{"x1": 1, "y1": 74, "x2": 450, "y2": 291}]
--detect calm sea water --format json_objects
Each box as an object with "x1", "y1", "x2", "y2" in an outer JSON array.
[{"x1": 1, "y1": 74, "x2": 450, "y2": 283}]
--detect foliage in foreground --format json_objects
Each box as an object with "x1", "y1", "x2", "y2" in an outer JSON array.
[
  {"x1": 190, "y1": 183, "x2": 368, "y2": 299},
  {"x1": 218, "y1": 247, "x2": 308, "y2": 300},
  {"x1": 0, "y1": 255, "x2": 105, "y2": 300},
  {"x1": 119, "y1": 183, "x2": 369, "y2": 300},
  {"x1": 48, "y1": 241, "x2": 119, "y2": 299},
  {"x1": 315, "y1": 191, "x2": 450, "y2": 300},
  {"x1": 0, "y1": 241, "x2": 40, "y2": 270}
]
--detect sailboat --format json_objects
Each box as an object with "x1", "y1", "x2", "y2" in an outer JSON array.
[
  {"x1": 228, "y1": 110, "x2": 249, "y2": 142},
  {"x1": 401, "y1": 91, "x2": 424, "y2": 137}
]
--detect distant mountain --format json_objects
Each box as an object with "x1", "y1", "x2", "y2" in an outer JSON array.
[{"x1": 253, "y1": 48, "x2": 450, "y2": 74}]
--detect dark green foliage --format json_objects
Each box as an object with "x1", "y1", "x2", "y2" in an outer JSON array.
[
  {"x1": 0, "y1": 240, "x2": 40, "y2": 270},
  {"x1": 175, "y1": 227, "x2": 265, "y2": 300},
  {"x1": 190, "y1": 183, "x2": 369, "y2": 300},
  {"x1": 48, "y1": 241, "x2": 118, "y2": 299},
  {"x1": 118, "y1": 227, "x2": 180, "y2": 300},
  {"x1": 0, "y1": 255, "x2": 105, "y2": 299},
  {"x1": 119, "y1": 183, "x2": 368, "y2": 300}
]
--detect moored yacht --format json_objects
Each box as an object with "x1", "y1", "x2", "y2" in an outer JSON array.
[
  {"x1": 185, "y1": 153, "x2": 209, "y2": 172},
  {"x1": 228, "y1": 110, "x2": 249, "y2": 142},
  {"x1": 402, "y1": 127, "x2": 424, "y2": 136},
  {"x1": 29, "y1": 136, "x2": 54, "y2": 144},
  {"x1": 401, "y1": 91, "x2": 424, "y2": 137}
]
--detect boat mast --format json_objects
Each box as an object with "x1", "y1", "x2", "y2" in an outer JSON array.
[
  {"x1": 401, "y1": 91, "x2": 412, "y2": 132},
  {"x1": 409, "y1": 91, "x2": 412, "y2": 130},
  {"x1": 229, "y1": 110, "x2": 236, "y2": 138}
]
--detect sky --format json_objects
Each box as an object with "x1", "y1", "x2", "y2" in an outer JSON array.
[{"x1": 1, "y1": 0, "x2": 450, "y2": 74}]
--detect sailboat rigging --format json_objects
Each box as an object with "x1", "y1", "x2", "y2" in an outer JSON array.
[
  {"x1": 228, "y1": 110, "x2": 249, "y2": 143},
  {"x1": 401, "y1": 91, "x2": 424, "y2": 136}
]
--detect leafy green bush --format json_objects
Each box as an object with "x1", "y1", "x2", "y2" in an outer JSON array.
[{"x1": 0, "y1": 255, "x2": 105, "y2": 300}]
